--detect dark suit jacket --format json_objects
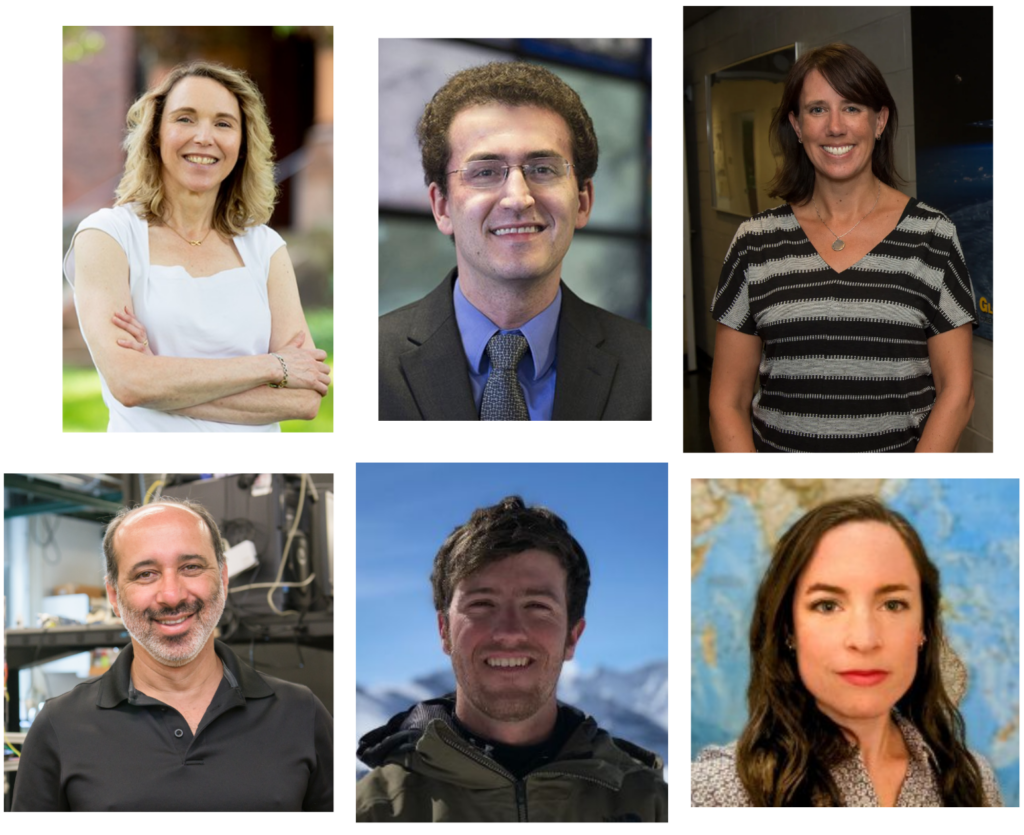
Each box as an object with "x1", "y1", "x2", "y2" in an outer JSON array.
[{"x1": 379, "y1": 270, "x2": 651, "y2": 420}]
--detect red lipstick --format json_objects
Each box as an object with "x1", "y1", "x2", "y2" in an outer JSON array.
[{"x1": 839, "y1": 670, "x2": 889, "y2": 687}]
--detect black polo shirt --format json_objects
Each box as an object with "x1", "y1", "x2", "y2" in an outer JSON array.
[{"x1": 11, "y1": 639, "x2": 332, "y2": 811}]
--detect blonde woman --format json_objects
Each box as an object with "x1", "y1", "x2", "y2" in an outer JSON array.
[{"x1": 64, "y1": 62, "x2": 330, "y2": 431}]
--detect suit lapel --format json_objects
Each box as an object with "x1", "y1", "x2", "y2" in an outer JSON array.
[
  {"x1": 551, "y1": 284, "x2": 617, "y2": 420},
  {"x1": 399, "y1": 270, "x2": 478, "y2": 420}
]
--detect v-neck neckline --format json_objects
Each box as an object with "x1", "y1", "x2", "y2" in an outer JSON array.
[{"x1": 791, "y1": 195, "x2": 917, "y2": 276}]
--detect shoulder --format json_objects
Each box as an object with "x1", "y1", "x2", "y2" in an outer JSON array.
[
  {"x1": 733, "y1": 203, "x2": 799, "y2": 239},
  {"x1": 356, "y1": 762, "x2": 426, "y2": 821},
  {"x1": 560, "y1": 285, "x2": 650, "y2": 350},
  {"x1": 969, "y1": 749, "x2": 1004, "y2": 807},
  {"x1": 235, "y1": 223, "x2": 287, "y2": 264},
  {"x1": 74, "y1": 205, "x2": 144, "y2": 249},
  {"x1": 901, "y1": 198, "x2": 960, "y2": 240},
  {"x1": 250, "y1": 668, "x2": 321, "y2": 710},
  {"x1": 691, "y1": 742, "x2": 752, "y2": 807},
  {"x1": 25, "y1": 677, "x2": 103, "y2": 733}
]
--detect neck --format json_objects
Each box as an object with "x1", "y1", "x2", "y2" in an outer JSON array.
[
  {"x1": 829, "y1": 710, "x2": 905, "y2": 770},
  {"x1": 129, "y1": 637, "x2": 221, "y2": 698},
  {"x1": 162, "y1": 185, "x2": 219, "y2": 238},
  {"x1": 457, "y1": 268, "x2": 559, "y2": 331},
  {"x1": 454, "y1": 689, "x2": 558, "y2": 746},
  {"x1": 810, "y1": 172, "x2": 881, "y2": 222}
]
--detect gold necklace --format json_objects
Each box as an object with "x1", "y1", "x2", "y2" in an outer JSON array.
[
  {"x1": 812, "y1": 179, "x2": 881, "y2": 252},
  {"x1": 164, "y1": 220, "x2": 214, "y2": 247}
]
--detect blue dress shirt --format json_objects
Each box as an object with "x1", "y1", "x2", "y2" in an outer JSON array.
[{"x1": 452, "y1": 278, "x2": 560, "y2": 421}]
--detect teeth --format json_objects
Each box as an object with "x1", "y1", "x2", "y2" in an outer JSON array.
[
  {"x1": 185, "y1": 155, "x2": 217, "y2": 164},
  {"x1": 156, "y1": 615, "x2": 189, "y2": 626},
  {"x1": 486, "y1": 657, "x2": 531, "y2": 668},
  {"x1": 493, "y1": 226, "x2": 541, "y2": 236},
  {"x1": 822, "y1": 145, "x2": 854, "y2": 156}
]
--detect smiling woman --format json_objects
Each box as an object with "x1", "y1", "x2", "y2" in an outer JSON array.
[
  {"x1": 708, "y1": 43, "x2": 977, "y2": 453},
  {"x1": 691, "y1": 496, "x2": 1002, "y2": 807},
  {"x1": 63, "y1": 61, "x2": 331, "y2": 432}
]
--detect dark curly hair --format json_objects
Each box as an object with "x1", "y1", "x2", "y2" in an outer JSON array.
[
  {"x1": 431, "y1": 495, "x2": 590, "y2": 630},
  {"x1": 736, "y1": 496, "x2": 988, "y2": 806},
  {"x1": 417, "y1": 61, "x2": 599, "y2": 198},
  {"x1": 768, "y1": 43, "x2": 906, "y2": 205}
]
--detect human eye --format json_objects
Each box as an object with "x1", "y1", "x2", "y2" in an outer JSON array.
[
  {"x1": 468, "y1": 599, "x2": 494, "y2": 609},
  {"x1": 525, "y1": 601, "x2": 552, "y2": 611},
  {"x1": 810, "y1": 599, "x2": 840, "y2": 614},
  {"x1": 466, "y1": 163, "x2": 501, "y2": 181},
  {"x1": 882, "y1": 599, "x2": 909, "y2": 612},
  {"x1": 809, "y1": 106, "x2": 824, "y2": 114},
  {"x1": 176, "y1": 116, "x2": 193, "y2": 123}
]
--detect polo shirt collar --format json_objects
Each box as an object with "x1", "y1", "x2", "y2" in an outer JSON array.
[
  {"x1": 97, "y1": 639, "x2": 274, "y2": 709},
  {"x1": 453, "y1": 276, "x2": 561, "y2": 381}
]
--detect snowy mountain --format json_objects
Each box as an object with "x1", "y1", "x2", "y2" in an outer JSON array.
[{"x1": 356, "y1": 661, "x2": 668, "y2": 778}]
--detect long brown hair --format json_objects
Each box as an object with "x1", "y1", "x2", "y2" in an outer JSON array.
[
  {"x1": 767, "y1": 43, "x2": 906, "y2": 205},
  {"x1": 736, "y1": 496, "x2": 988, "y2": 806}
]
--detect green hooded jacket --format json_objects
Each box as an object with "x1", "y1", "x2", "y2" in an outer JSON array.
[{"x1": 356, "y1": 697, "x2": 667, "y2": 822}]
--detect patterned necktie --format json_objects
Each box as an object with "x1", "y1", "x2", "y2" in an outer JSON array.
[{"x1": 480, "y1": 332, "x2": 530, "y2": 421}]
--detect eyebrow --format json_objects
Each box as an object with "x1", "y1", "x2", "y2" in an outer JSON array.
[
  {"x1": 804, "y1": 583, "x2": 912, "y2": 596},
  {"x1": 463, "y1": 150, "x2": 565, "y2": 164},
  {"x1": 128, "y1": 554, "x2": 210, "y2": 574},
  {"x1": 168, "y1": 107, "x2": 239, "y2": 121},
  {"x1": 803, "y1": 99, "x2": 859, "y2": 108},
  {"x1": 462, "y1": 585, "x2": 562, "y2": 601}
]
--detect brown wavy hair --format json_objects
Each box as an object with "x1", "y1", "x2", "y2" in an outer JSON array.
[
  {"x1": 417, "y1": 61, "x2": 599, "y2": 198},
  {"x1": 768, "y1": 43, "x2": 906, "y2": 205},
  {"x1": 736, "y1": 496, "x2": 988, "y2": 806},
  {"x1": 115, "y1": 61, "x2": 277, "y2": 237},
  {"x1": 430, "y1": 495, "x2": 590, "y2": 631}
]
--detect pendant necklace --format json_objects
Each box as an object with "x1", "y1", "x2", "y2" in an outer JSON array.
[
  {"x1": 812, "y1": 178, "x2": 881, "y2": 252},
  {"x1": 165, "y1": 220, "x2": 213, "y2": 247}
]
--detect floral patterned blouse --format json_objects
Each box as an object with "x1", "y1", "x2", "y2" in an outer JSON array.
[{"x1": 691, "y1": 712, "x2": 1003, "y2": 806}]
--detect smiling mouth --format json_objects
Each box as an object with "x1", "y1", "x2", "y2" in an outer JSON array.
[
  {"x1": 822, "y1": 145, "x2": 854, "y2": 156},
  {"x1": 492, "y1": 225, "x2": 543, "y2": 237},
  {"x1": 485, "y1": 657, "x2": 533, "y2": 668},
  {"x1": 184, "y1": 155, "x2": 218, "y2": 165}
]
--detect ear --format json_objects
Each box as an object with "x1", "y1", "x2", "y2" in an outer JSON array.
[
  {"x1": 437, "y1": 611, "x2": 452, "y2": 656},
  {"x1": 106, "y1": 579, "x2": 120, "y2": 618},
  {"x1": 428, "y1": 182, "x2": 454, "y2": 236},
  {"x1": 221, "y1": 560, "x2": 229, "y2": 594},
  {"x1": 787, "y1": 110, "x2": 802, "y2": 143},
  {"x1": 563, "y1": 618, "x2": 586, "y2": 661},
  {"x1": 875, "y1": 105, "x2": 890, "y2": 137},
  {"x1": 575, "y1": 179, "x2": 594, "y2": 230}
]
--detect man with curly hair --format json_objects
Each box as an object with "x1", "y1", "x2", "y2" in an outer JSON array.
[
  {"x1": 379, "y1": 62, "x2": 651, "y2": 421},
  {"x1": 356, "y1": 497, "x2": 667, "y2": 821}
]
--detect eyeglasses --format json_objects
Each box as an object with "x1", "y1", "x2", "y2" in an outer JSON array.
[{"x1": 447, "y1": 157, "x2": 573, "y2": 189}]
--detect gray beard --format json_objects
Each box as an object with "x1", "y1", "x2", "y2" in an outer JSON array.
[{"x1": 115, "y1": 581, "x2": 225, "y2": 668}]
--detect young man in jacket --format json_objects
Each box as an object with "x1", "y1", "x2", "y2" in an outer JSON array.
[{"x1": 356, "y1": 496, "x2": 667, "y2": 821}]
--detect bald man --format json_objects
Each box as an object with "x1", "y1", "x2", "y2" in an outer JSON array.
[{"x1": 12, "y1": 497, "x2": 333, "y2": 811}]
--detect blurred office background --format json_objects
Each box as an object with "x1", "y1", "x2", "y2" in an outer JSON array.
[
  {"x1": 379, "y1": 38, "x2": 652, "y2": 327},
  {"x1": 683, "y1": 8, "x2": 993, "y2": 452},
  {"x1": 62, "y1": 27, "x2": 334, "y2": 432}
]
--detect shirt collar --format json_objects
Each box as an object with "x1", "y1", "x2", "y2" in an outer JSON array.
[
  {"x1": 97, "y1": 639, "x2": 274, "y2": 709},
  {"x1": 452, "y1": 276, "x2": 561, "y2": 381}
]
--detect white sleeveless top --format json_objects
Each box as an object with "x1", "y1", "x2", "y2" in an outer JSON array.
[{"x1": 64, "y1": 205, "x2": 285, "y2": 432}]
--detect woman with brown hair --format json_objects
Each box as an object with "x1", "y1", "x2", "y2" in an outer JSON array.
[
  {"x1": 708, "y1": 43, "x2": 976, "y2": 452},
  {"x1": 64, "y1": 62, "x2": 331, "y2": 431},
  {"x1": 691, "y1": 497, "x2": 1001, "y2": 806}
]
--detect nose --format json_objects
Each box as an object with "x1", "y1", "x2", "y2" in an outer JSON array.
[
  {"x1": 826, "y1": 108, "x2": 845, "y2": 136},
  {"x1": 154, "y1": 572, "x2": 188, "y2": 609},
  {"x1": 498, "y1": 166, "x2": 536, "y2": 212},
  {"x1": 192, "y1": 119, "x2": 213, "y2": 145},
  {"x1": 844, "y1": 610, "x2": 882, "y2": 652},
  {"x1": 491, "y1": 602, "x2": 529, "y2": 642}
]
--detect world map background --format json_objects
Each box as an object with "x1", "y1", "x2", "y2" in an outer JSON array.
[{"x1": 691, "y1": 479, "x2": 1019, "y2": 806}]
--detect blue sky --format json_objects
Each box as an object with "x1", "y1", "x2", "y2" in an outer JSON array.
[{"x1": 356, "y1": 463, "x2": 668, "y2": 686}]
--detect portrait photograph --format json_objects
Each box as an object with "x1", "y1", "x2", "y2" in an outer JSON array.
[
  {"x1": 691, "y1": 478, "x2": 1018, "y2": 806},
  {"x1": 378, "y1": 38, "x2": 652, "y2": 421},
  {"x1": 356, "y1": 462, "x2": 668, "y2": 820},
  {"x1": 4, "y1": 473, "x2": 334, "y2": 811},
  {"x1": 683, "y1": 6, "x2": 993, "y2": 452},
  {"x1": 62, "y1": 26, "x2": 334, "y2": 432}
]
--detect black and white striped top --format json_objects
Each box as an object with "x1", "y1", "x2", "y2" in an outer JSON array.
[{"x1": 711, "y1": 197, "x2": 978, "y2": 452}]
